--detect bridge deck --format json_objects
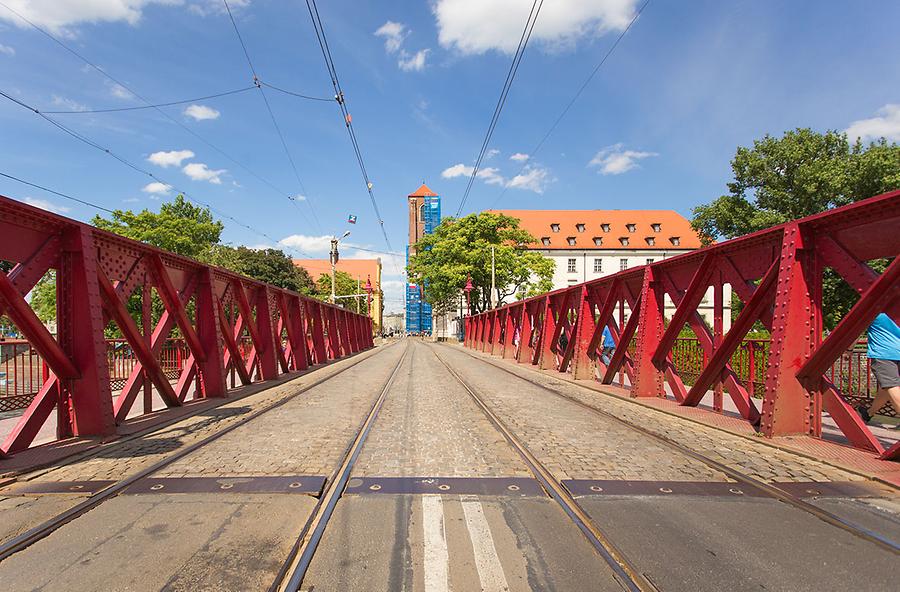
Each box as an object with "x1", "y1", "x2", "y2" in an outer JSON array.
[{"x1": 0, "y1": 340, "x2": 897, "y2": 591}]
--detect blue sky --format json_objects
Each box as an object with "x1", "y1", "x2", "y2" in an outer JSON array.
[{"x1": 1, "y1": 0, "x2": 898, "y2": 312}]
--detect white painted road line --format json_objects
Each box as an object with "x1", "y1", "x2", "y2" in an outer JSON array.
[
  {"x1": 462, "y1": 498, "x2": 510, "y2": 592},
  {"x1": 422, "y1": 494, "x2": 450, "y2": 592}
]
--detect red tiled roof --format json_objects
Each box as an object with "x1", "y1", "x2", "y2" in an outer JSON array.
[
  {"x1": 408, "y1": 183, "x2": 438, "y2": 197},
  {"x1": 487, "y1": 209, "x2": 702, "y2": 250}
]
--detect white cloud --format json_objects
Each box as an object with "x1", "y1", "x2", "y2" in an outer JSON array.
[
  {"x1": 24, "y1": 196, "x2": 71, "y2": 214},
  {"x1": 279, "y1": 234, "x2": 332, "y2": 254},
  {"x1": 589, "y1": 143, "x2": 657, "y2": 175},
  {"x1": 188, "y1": 0, "x2": 249, "y2": 17},
  {"x1": 123, "y1": 197, "x2": 140, "y2": 203},
  {"x1": 441, "y1": 163, "x2": 474, "y2": 178},
  {"x1": 142, "y1": 181, "x2": 171, "y2": 195},
  {"x1": 0, "y1": 1, "x2": 183, "y2": 35},
  {"x1": 485, "y1": 148, "x2": 500, "y2": 160},
  {"x1": 398, "y1": 48, "x2": 430, "y2": 72},
  {"x1": 148, "y1": 149, "x2": 194, "y2": 168},
  {"x1": 507, "y1": 165, "x2": 551, "y2": 193},
  {"x1": 510, "y1": 152, "x2": 530, "y2": 162},
  {"x1": 0, "y1": 44, "x2": 14, "y2": 56},
  {"x1": 374, "y1": 21, "x2": 407, "y2": 53},
  {"x1": 434, "y1": 0, "x2": 639, "y2": 55},
  {"x1": 51, "y1": 95, "x2": 87, "y2": 112},
  {"x1": 845, "y1": 104, "x2": 900, "y2": 143},
  {"x1": 182, "y1": 162, "x2": 226, "y2": 184},
  {"x1": 292, "y1": 194, "x2": 307, "y2": 201},
  {"x1": 183, "y1": 104, "x2": 220, "y2": 121},
  {"x1": 374, "y1": 19, "x2": 430, "y2": 72},
  {"x1": 106, "y1": 81, "x2": 133, "y2": 100}
]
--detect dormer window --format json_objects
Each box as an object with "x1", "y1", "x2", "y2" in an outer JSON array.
[
  {"x1": 600, "y1": 223, "x2": 610, "y2": 232},
  {"x1": 670, "y1": 236, "x2": 681, "y2": 246},
  {"x1": 550, "y1": 223, "x2": 560, "y2": 233},
  {"x1": 566, "y1": 237, "x2": 576, "y2": 246},
  {"x1": 575, "y1": 223, "x2": 585, "y2": 233},
  {"x1": 651, "y1": 223, "x2": 661, "y2": 232},
  {"x1": 592, "y1": 236, "x2": 602, "y2": 246},
  {"x1": 541, "y1": 237, "x2": 551, "y2": 246},
  {"x1": 619, "y1": 237, "x2": 630, "y2": 246},
  {"x1": 645, "y1": 237, "x2": 655, "y2": 246},
  {"x1": 626, "y1": 223, "x2": 636, "y2": 233}
]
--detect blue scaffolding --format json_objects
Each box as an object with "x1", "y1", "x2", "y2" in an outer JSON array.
[{"x1": 406, "y1": 194, "x2": 440, "y2": 333}]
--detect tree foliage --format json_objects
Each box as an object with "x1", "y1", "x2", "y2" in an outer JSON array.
[
  {"x1": 408, "y1": 212, "x2": 554, "y2": 314},
  {"x1": 205, "y1": 245, "x2": 315, "y2": 294},
  {"x1": 691, "y1": 129, "x2": 900, "y2": 329},
  {"x1": 315, "y1": 270, "x2": 367, "y2": 313}
]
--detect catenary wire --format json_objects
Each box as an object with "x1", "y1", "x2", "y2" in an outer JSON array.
[
  {"x1": 222, "y1": 0, "x2": 323, "y2": 233},
  {"x1": 261, "y1": 81, "x2": 334, "y2": 102},
  {"x1": 0, "y1": 171, "x2": 116, "y2": 214},
  {"x1": 454, "y1": 0, "x2": 544, "y2": 217},
  {"x1": 0, "y1": 0, "x2": 322, "y2": 231},
  {"x1": 41, "y1": 86, "x2": 256, "y2": 114},
  {"x1": 303, "y1": 0, "x2": 400, "y2": 275},
  {"x1": 0, "y1": 89, "x2": 316, "y2": 258},
  {"x1": 489, "y1": 0, "x2": 651, "y2": 209}
]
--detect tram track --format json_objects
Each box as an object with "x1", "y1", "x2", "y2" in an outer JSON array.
[
  {"x1": 443, "y1": 343, "x2": 900, "y2": 556},
  {"x1": 271, "y1": 341, "x2": 409, "y2": 592},
  {"x1": 427, "y1": 342, "x2": 656, "y2": 592},
  {"x1": 0, "y1": 341, "x2": 399, "y2": 564}
]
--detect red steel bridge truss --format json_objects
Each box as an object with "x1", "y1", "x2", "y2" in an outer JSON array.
[
  {"x1": 465, "y1": 190, "x2": 900, "y2": 461},
  {"x1": 0, "y1": 195, "x2": 373, "y2": 457}
]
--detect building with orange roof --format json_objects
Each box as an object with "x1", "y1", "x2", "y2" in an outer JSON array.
[
  {"x1": 487, "y1": 209, "x2": 729, "y2": 328},
  {"x1": 407, "y1": 183, "x2": 441, "y2": 334},
  {"x1": 292, "y1": 258, "x2": 382, "y2": 331}
]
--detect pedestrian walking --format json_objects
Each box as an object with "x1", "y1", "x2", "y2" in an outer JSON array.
[
  {"x1": 856, "y1": 313, "x2": 900, "y2": 423},
  {"x1": 600, "y1": 325, "x2": 616, "y2": 366}
]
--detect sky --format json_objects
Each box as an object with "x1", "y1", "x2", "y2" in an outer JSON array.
[{"x1": 1, "y1": 0, "x2": 898, "y2": 313}]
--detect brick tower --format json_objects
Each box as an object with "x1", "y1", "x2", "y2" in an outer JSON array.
[{"x1": 406, "y1": 183, "x2": 440, "y2": 333}]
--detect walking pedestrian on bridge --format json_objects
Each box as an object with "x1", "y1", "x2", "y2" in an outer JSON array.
[{"x1": 857, "y1": 312, "x2": 900, "y2": 423}]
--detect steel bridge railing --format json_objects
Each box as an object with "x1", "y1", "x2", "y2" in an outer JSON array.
[{"x1": 464, "y1": 190, "x2": 900, "y2": 461}]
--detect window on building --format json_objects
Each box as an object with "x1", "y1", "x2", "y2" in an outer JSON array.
[
  {"x1": 566, "y1": 236, "x2": 577, "y2": 246},
  {"x1": 646, "y1": 258, "x2": 655, "y2": 265},
  {"x1": 619, "y1": 237, "x2": 629, "y2": 246},
  {"x1": 550, "y1": 223, "x2": 560, "y2": 233},
  {"x1": 620, "y1": 258, "x2": 628, "y2": 271},
  {"x1": 601, "y1": 223, "x2": 610, "y2": 232},
  {"x1": 670, "y1": 236, "x2": 681, "y2": 246},
  {"x1": 575, "y1": 223, "x2": 585, "y2": 233},
  {"x1": 592, "y1": 236, "x2": 602, "y2": 246},
  {"x1": 419, "y1": 203, "x2": 425, "y2": 221},
  {"x1": 645, "y1": 236, "x2": 655, "y2": 246},
  {"x1": 651, "y1": 223, "x2": 661, "y2": 232},
  {"x1": 541, "y1": 237, "x2": 551, "y2": 246},
  {"x1": 626, "y1": 223, "x2": 636, "y2": 233},
  {"x1": 567, "y1": 258, "x2": 577, "y2": 273},
  {"x1": 593, "y1": 258, "x2": 602, "y2": 273}
]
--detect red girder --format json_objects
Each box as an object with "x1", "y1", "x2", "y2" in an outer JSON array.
[
  {"x1": 0, "y1": 194, "x2": 373, "y2": 456},
  {"x1": 465, "y1": 190, "x2": 900, "y2": 460}
]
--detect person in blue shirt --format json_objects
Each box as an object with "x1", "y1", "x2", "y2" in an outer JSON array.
[
  {"x1": 600, "y1": 325, "x2": 616, "y2": 366},
  {"x1": 857, "y1": 313, "x2": 900, "y2": 423}
]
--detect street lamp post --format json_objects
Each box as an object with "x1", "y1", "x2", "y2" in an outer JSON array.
[
  {"x1": 364, "y1": 275, "x2": 373, "y2": 315},
  {"x1": 329, "y1": 230, "x2": 351, "y2": 304}
]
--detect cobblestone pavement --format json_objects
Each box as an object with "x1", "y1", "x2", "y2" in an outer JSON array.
[
  {"x1": 155, "y1": 343, "x2": 407, "y2": 477},
  {"x1": 353, "y1": 341, "x2": 530, "y2": 478},
  {"x1": 439, "y1": 344, "x2": 863, "y2": 483},
  {"x1": 22, "y1": 345, "x2": 390, "y2": 484}
]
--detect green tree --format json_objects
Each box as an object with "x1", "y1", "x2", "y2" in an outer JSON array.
[
  {"x1": 315, "y1": 270, "x2": 366, "y2": 312},
  {"x1": 205, "y1": 245, "x2": 315, "y2": 294},
  {"x1": 408, "y1": 212, "x2": 554, "y2": 314},
  {"x1": 691, "y1": 129, "x2": 899, "y2": 328}
]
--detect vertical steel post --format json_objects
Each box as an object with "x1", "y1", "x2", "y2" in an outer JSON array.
[
  {"x1": 632, "y1": 267, "x2": 666, "y2": 397},
  {"x1": 254, "y1": 287, "x2": 279, "y2": 380},
  {"x1": 195, "y1": 268, "x2": 227, "y2": 397}
]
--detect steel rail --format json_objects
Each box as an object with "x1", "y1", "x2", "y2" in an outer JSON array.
[
  {"x1": 449, "y1": 344, "x2": 900, "y2": 555},
  {"x1": 0, "y1": 342, "x2": 396, "y2": 563},
  {"x1": 427, "y1": 342, "x2": 655, "y2": 592},
  {"x1": 273, "y1": 341, "x2": 409, "y2": 592}
]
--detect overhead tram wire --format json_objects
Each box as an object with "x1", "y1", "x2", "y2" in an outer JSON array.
[
  {"x1": 222, "y1": 0, "x2": 323, "y2": 233},
  {"x1": 0, "y1": 172, "x2": 116, "y2": 214},
  {"x1": 303, "y1": 0, "x2": 400, "y2": 274},
  {"x1": 489, "y1": 0, "x2": 651, "y2": 209},
  {"x1": 0, "y1": 89, "x2": 315, "y2": 259},
  {"x1": 0, "y1": 0, "x2": 320, "y2": 230},
  {"x1": 454, "y1": 0, "x2": 544, "y2": 218},
  {"x1": 42, "y1": 86, "x2": 256, "y2": 114}
]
